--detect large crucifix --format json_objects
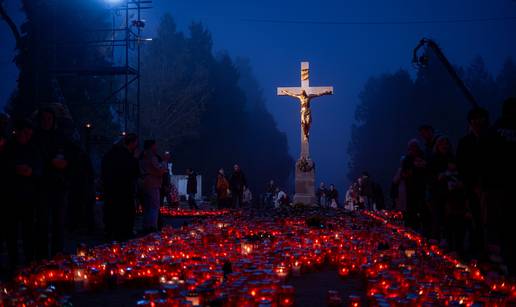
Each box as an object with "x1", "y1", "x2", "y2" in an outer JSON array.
[
  {"x1": 277, "y1": 61, "x2": 333, "y2": 158},
  {"x1": 277, "y1": 61, "x2": 334, "y2": 205}
]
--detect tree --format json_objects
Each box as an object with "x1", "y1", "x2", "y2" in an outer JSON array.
[
  {"x1": 464, "y1": 56, "x2": 500, "y2": 118},
  {"x1": 347, "y1": 70, "x2": 414, "y2": 189},
  {"x1": 235, "y1": 57, "x2": 293, "y2": 192},
  {"x1": 0, "y1": 0, "x2": 21, "y2": 46},
  {"x1": 497, "y1": 57, "x2": 516, "y2": 101},
  {"x1": 6, "y1": 0, "x2": 116, "y2": 141},
  {"x1": 140, "y1": 14, "x2": 293, "y2": 194},
  {"x1": 348, "y1": 55, "x2": 504, "y2": 200}
]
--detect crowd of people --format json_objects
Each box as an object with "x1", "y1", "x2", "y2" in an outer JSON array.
[
  {"x1": 344, "y1": 173, "x2": 385, "y2": 211},
  {"x1": 0, "y1": 108, "x2": 95, "y2": 275},
  {"x1": 2, "y1": 98, "x2": 514, "y2": 278},
  {"x1": 390, "y1": 97, "x2": 516, "y2": 275}
]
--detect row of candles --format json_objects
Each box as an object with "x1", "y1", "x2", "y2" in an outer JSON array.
[
  {"x1": 1, "y1": 210, "x2": 515, "y2": 306},
  {"x1": 158, "y1": 207, "x2": 230, "y2": 217}
]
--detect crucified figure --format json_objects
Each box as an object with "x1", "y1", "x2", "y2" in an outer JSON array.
[{"x1": 281, "y1": 89, "x2": 332, "y2": 140}]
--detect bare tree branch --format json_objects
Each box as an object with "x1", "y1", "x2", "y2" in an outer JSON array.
[{"x1": 0, "y1": 0, "x2": 21, "y2": 46}]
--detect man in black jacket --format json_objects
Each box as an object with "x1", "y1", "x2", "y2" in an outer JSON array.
[
  {"x1": 101, "y1": 133, "x2": 140, "y2": 241},
  {"x1": 4, "y1": 119, "x2": 42, "y2": 270},
  {"x1": 230, "y1": 164, "x2": 247, "y2": 208}
]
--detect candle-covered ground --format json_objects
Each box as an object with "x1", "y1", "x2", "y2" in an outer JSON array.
[{"x1": 1, "y1": 209, "x2": 515, "y2": 306}]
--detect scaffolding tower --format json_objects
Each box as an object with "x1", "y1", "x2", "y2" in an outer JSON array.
[{"x1": 51, "y1": 0, "x2": 152, "y2": 135}]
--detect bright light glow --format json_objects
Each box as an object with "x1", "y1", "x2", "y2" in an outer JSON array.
[{"x1": 105, "y1": 0, "x2": 123, "y2": 4}]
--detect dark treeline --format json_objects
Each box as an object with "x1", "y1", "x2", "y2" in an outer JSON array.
[
  {"x1": 3, "y1": 4, "x2": 293, "y2": 194},
  {"x1": 5, "y1": 0, "x2": 116, "y2": 141},
  {"x1": 348, "y1": 55, "x2": 516, "y2": 197},
  {"x1": 140, "y1": 14, "x2": 293, "y2": 194}
]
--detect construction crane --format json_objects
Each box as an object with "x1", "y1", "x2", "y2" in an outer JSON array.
[{"x1": 412, "y1": 38, "x2": 479, "y2": 108}]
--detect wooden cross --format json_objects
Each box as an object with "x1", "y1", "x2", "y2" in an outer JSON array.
[
  {"x1": 277, "y1": 62, "x2": 334, "y2": 158},
  {"x1": 277, "y1": 62, "x2": 333, "y2": 97}
]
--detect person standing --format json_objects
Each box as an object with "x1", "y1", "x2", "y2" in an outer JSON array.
[
  {"x1": 230, "y1": 164, "x2": 247, "y2": 208},
  {"x1": 160, "y1": 151, "x2": 173, "y2": 206},
  {"x1": 243, "y1": 186, "x2": 253, "y2": 207},
  {"x1": 216, "y1": 168, "x2": 230, "y2": 209},
  {"x1": 394, "y1": 139, "x2": 428, "y2": 233},
  {"x1": 139, "y1": 140, "x2": 167, "y2": 233},
  {"x1": 493, "y1": 97, "x2": 516, "y2": 274},
  {"x1": 32, "y1": 108, "x2": 73, "y2": 258},
  {"x1": 427, "y1": 136, "x2": 454, "y2": 241},
  {"x1": 265, "y1": 180, "x2": 276, "y2": 208},
  {"x1": 359, "y1": 173, "x2": 375, "y2": 210},
  {"x1": 316, "y1": 182, "x2": 327, "y2": 207},
  {"x1": 419, "y1": 125, "x2": 437, "y2": 160},
  {"x1": 327, "y1": 184, "x2": 339, "y2": 208},
  {"x1": 4, "y1": 120, "x2": 42, "y2": 270},
  {"x1": 456, "y1": 107, "x2": 503, "y2": 258},
  {"x1": 186, "y1": 168, "x2": 198, "y2": 209},
  {"x1": 101, "y1": 133, "x2": 140, "y2": 241}
]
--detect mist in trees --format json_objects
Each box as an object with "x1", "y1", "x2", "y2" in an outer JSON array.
[
  {"x1": 348, "y1": 55, "x2": 516, "y2": 198},
  {"x1": 140, "y1": 14, "x2": 293, "y2": 194},
  {"x1": 5, "y1": 0, "x2": 116, "y2": 139}
]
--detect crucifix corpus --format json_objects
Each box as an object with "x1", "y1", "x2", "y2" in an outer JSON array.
[{"x1": 277, "y1": 61, "x2": 334, "y2": 205}]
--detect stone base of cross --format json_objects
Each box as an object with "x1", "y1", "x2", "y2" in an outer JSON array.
[{"x1": 277, "y1": 62, "x2": 334, "y2": 205}]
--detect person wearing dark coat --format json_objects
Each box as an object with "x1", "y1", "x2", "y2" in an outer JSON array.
[
  {"x1": 32, "y1": 108, "x2": 75, "y2": 258},
  {"x1": 493, "y1": 97, "x2": 516, "y2": 275},
  {"x1": 456, "y1": 107, "x2": 504, "y2": 257},
  {"x1": 0, "y1": 130, "x2": 8, "y2": 264},
  {"x1": 186, "y1": 168, "x2": 198, "y2": 209},
  {"x1": 230, "y1": 164, "x2": 247, "y2": 208},
  {"x1": 101, "y1": 133, "x2": 140, "y2": 241},
  {"x1": 326, "y1": 184, "x2": 339, "y2": 208},
  {"x1": 4, "y1": 120, "x2": 42, "y2": 270},
  {"x1": 427, "y1": 136, "x2": 455, "y2": 241}
]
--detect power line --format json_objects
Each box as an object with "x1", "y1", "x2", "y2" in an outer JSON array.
[{"x1": 240, "y1": 16, "x2": 516, "y2": 26}]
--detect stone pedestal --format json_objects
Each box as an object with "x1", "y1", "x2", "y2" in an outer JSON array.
[{"x1": 293, "y1": 158, "x2": 315, "y2": 205}]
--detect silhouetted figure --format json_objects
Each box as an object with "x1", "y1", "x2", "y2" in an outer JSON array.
[
  {"x1": 493, "y1": 97, "x2": 516, "y2": 274},
  {"x1": 161, "y1": 151, "x2": 173, "y2": 207},
  {"x1": 101, "y1": 134, "x2": 139, "y2": 241},
  {"x1": 265, "y1": 180, "x2": 276, "y2": 208},
  {"x1": 442, "y1": 161, "x2": 467, "y2": 257},
  {"x1": 68, "y1": 146, "x2": 95, "y2": 232},
  {"x1": 359, "y1": 173, "x2": 374, "y2": 210},
  {"x1": 216, "y1": 169, "x2": 230, "y2": 209},
  {"x1": 427, "y1": 136, "x2": 455, "y2": 241},
  {"x1": 4, "y1": 120, "x2": 42, "y2": 270},
  {"x1": 456, "y1": 107, "x2": 503, "y2": 258},
  {"x1": 0, "y1": 130, "x2": 7, "y2": 262},
  {"x1": 230, "y1": 164, "x2": 247, "y2": 208},
  {"x1": 327, "y1": 184, "x2": 339, "y2": 208},
  {"x1": 419, "y1": 125, "x2": 437, "y2": 160},
  {"x1": 32, "y1": 108, "x2": 74, "y2": 258},
  {"x1": 316, "y1": 182, "x2": 327, "y2": 207},
  {"x1": 186, "y1": 168, "x2": 198, "y2": 209},
  {"x1": 394, "y1": 139, "x2": 428, "y2": 233},
  {"x1": 139, "y1": 140, "x2": 166, "y2": 232},
  {"x1": 372, "y1": 182, "x2": 385, "y2": 210}
]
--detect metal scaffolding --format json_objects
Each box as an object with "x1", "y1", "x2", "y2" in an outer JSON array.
[{"x1": 51, "y1": 0, "x2": 152, "y2": 135}]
